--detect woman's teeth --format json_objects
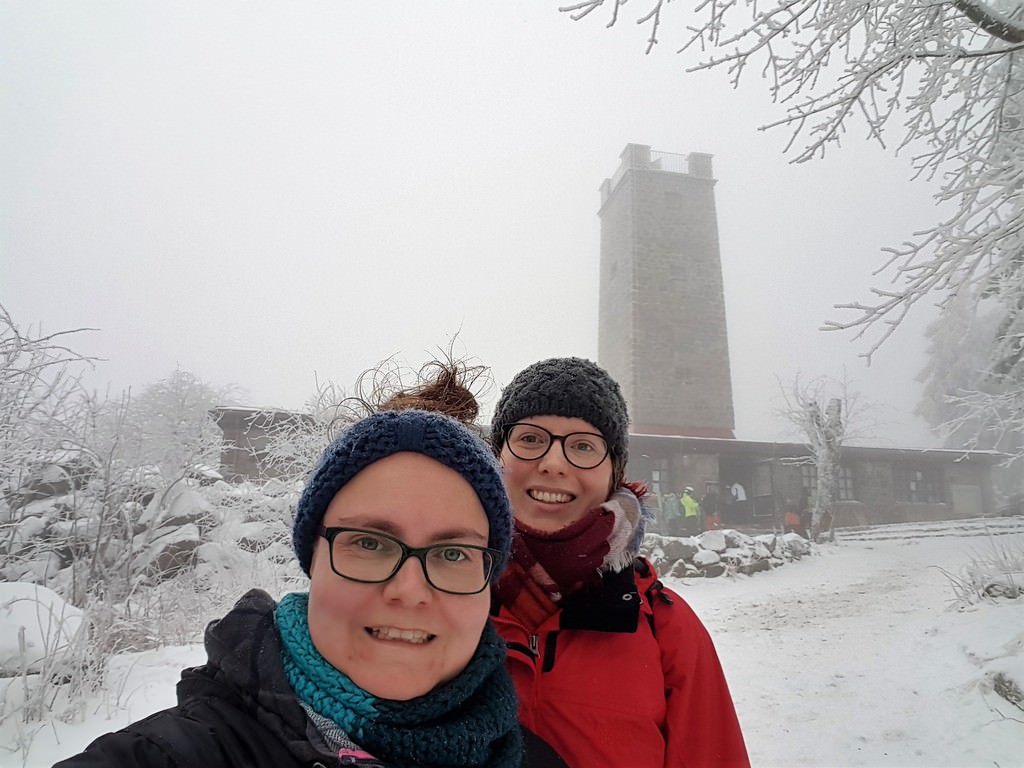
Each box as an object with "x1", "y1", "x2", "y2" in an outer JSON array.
[
  {"x1": 369, "y1": 627, "x2": 433, "y2": 643},
  {"x1": 529, "y1": 489, "x2": 572, "y2": 504}
]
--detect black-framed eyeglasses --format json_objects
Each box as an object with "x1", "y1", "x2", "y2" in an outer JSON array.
[
  {"x1": 503, "y1": 422, "x2": 610, "y2": 470},
  {"x1": 317, "y1": 526, "x2": 505, "y2": 596}
]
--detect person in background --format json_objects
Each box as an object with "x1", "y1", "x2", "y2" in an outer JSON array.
[
  {"x1": 785, "y1": 499, "x2": 809, "y2": 538},
  {"x1": 489, "y1": 357, "x2": 749, "y2": 768},
  {"x1": 681, "y1": 485, "x2": 701, "y2": 535},
  {"x1": 55, "y1": 363, "x2": 565, "y2": 768},
  {"x1": 729, "y1": 481, "x2": 747, "y2": 502},
  {"x1": 663, "y1": 489, "x2": 683, "y2": 536},
  {"x1": 701, "y1": 485, "x2": 722, "y2": 530}
]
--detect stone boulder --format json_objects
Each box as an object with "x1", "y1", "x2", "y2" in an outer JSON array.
[
  {"x1": 698, "y1": 529, "x2": 728, "y2": 554},
  {"x1": 641, "y1": 527, "x2": 808, "y2": 580}
]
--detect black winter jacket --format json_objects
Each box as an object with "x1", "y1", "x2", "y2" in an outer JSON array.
[{"x1": 53, "y1": 589, "x2": 565, "y2": 768}]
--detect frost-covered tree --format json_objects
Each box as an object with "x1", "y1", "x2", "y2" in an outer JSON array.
[
  {"x1": 779, "y1": 374, "x2": 871, "y2": 540},
  {"x1": 0, "y1": 305, "x2": 98, "y2": 601},
  {"x1": 560, "y1": 0, "x2": 1024, "y2": 463},
  {"x1": 917, "y1": 295, "x2": 1024, "y2": 497},
  {"x1": 123, "y1": 369, "x2": 239, "y2": 497},
  {"x1": 0, "y1": 311, "x2": 304, "y2": 725},
  {"x1": 72, "y1": 371, "x2": 241, "y2": 599},
  {"x1": 1, "y1": 332, "x2": 242, "y2": 605},
  {"x1": 916, "y1": 294, "x2": 1000, "y2": 443},
  {"x1": 262, "y1": 377, "x2": 348, "y2": 483},
  {"x1": 0, "y1": 304, "x2": 95, "y2": 507}
]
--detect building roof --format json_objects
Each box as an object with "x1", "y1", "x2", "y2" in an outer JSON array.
[{"x1": 627, "y1": 432, "x2": 1006, "y2": 464}]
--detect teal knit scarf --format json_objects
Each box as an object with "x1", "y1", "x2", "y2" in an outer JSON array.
[{"x1": 275, "y1": 592, "x2": 522, "y2": 768}]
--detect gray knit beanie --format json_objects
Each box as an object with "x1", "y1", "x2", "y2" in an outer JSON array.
[
  {"x1": 293, "y1": 409, "x2": 512, "y2": 576},
  {"x1": 490, "y1": 357, "x2": 630, "y2": 486}
]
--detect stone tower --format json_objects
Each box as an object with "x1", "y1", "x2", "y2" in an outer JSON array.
[{"x1": 598, "y1": 143, "x2": 735, "y2": 438}]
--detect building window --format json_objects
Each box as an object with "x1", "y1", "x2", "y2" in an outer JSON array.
[
  {"x1": 800, "y1": 463, "x2": 855, "y2": 501},
  {"x1": 894, "y1": 466, "x2": 944, "y2": 503},
  {"x1": 634, "y1": 456, "x2": 669, "y2": 495},
  {"x1": 800, "y1": 464, "x2": 816, "y2": 495},
  {"x1": 649, "y1": 458, "x2": 669, "y2": 496},
  {"x1": 650, "y1": 467, "x2": 663, "y2": 496}
]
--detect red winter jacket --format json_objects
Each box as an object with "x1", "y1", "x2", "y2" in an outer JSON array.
[{"x1": 492, "y1": 559, "x2": 750, "y2": 768}]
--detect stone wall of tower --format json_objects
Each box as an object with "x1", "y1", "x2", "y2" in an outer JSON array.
[
  {"x1": 598, "y1": 144, "x2": 735, "y2": 437},
  {"x1": 597, "y1": 168, "x2": 637, "y2": 413}
]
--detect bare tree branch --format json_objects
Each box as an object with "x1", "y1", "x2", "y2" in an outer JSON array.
[{"x1": 953, "y1": 0, "x2": 1024, "y2": 43}]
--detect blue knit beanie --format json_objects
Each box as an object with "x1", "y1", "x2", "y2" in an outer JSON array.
[{"x1": 293, "y1": 409, "x2": 512, "y2": 576}]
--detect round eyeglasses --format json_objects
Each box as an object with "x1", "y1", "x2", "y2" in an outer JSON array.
[
  {"x1": 317, "y1": 526, "x2": 505, "y2": 595},
  {"x1": 503, "y1": 423, "x2": 610, "y2": 470}
]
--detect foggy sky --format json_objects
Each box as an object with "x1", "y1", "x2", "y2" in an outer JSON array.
[{"x1": 1, "y1": 1, "x2": 944, "y2": 447}]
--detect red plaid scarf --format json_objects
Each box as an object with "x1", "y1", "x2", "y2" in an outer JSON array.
[{"x1": 494, "y1": 483, "x2": 648, "y2": 630}]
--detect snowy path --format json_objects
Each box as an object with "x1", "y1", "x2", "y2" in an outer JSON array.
[{"x1": 672, "y1": 520, "x2": 1024, "y2": 767}]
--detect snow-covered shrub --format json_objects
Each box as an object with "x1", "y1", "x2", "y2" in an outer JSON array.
[
  {"x1": 0, "y1": 583, "x2": 84, "y2": 678},
  {"x1": 0, "y1": 582, "x2": 94, "y2": 726},
  {"x1": 941, "y1": 535, "x2": 1024, "y2": 607},
  {"x1": 1, "y1": 308, "x2": 307, "y2": 725}
]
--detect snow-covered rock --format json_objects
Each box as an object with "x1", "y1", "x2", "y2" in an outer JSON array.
[
  {"x1": 693, "y1": 548, "x2": 722, "y2": 567},
  {"x1": 0, "y1": 583, "x2": 85, "y2": 677},
  {"x1": 721, "y1": 546, "x2": 753, "y2": 565},
  {"x1": 132, "y1": 523, "x2": 201, "y2": 578},
  {"x1": 641, "y1": 527, "x2": 814, "y2": 579},
  {"x1": 698, "y1": 529, "x2": 728, "y2": 553},
  {"x1": 724, "y1": 529, "x2": 756, "y2": 548},
  {"x1": 782, "y1": 532, "x2": 812, "y2": 557}
]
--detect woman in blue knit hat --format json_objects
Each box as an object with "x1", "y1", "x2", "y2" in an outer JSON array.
[
  {"x1": 55, "y1": 363, "x2": 565, "y2": 768},
  {"x1": 490, "y1": 357, "x2": 749, "y2": 768}
]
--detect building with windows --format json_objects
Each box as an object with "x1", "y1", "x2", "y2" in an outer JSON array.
[
  {"x1": 627, "y1": 433, "x2": 999, "y2": 530},
  {"x1": 601, "y1": 144, "x2": 1001, "y2": 529}
]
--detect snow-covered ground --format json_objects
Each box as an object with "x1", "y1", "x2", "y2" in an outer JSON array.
[
  {"x1": 682, "y1": 518, "x2": 1024, "y2": 767},
  {"x1": 2, "y1": 517, "x2": 1022, "y2": 768}
]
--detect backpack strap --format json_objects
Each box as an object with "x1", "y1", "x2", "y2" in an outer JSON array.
[{"x1": 633, "y1": 557, "x2": 674, "y2": 637}]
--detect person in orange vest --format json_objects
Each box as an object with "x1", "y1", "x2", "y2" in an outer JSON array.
[
  {"x1": 701, "y1": 486, "x2": 722, "y2": 530},
  {"x1": 784, "y1": 503, "x2": 808, "y2": 538}
]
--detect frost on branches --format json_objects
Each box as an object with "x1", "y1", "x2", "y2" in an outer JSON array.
[
  {"x1": 0, "y1": 306, "x2": 309, "y2": 727},
  {"x1": 917, "y1": 293, "x2": 1024, "y2": 498},
  {"x1": 561, "y1": 0, "x2": 1024, "y2": 467},
  {"x1": 0, "y1": 305, "x2": 95, "y2": 502},
  {"x1": 778, "y1": 374, "x2": 869, "y2": 541}
]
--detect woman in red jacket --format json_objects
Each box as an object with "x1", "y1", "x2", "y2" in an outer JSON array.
[{"x1": 490, "y1": 357, "x2": 750, "y2": 768}]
